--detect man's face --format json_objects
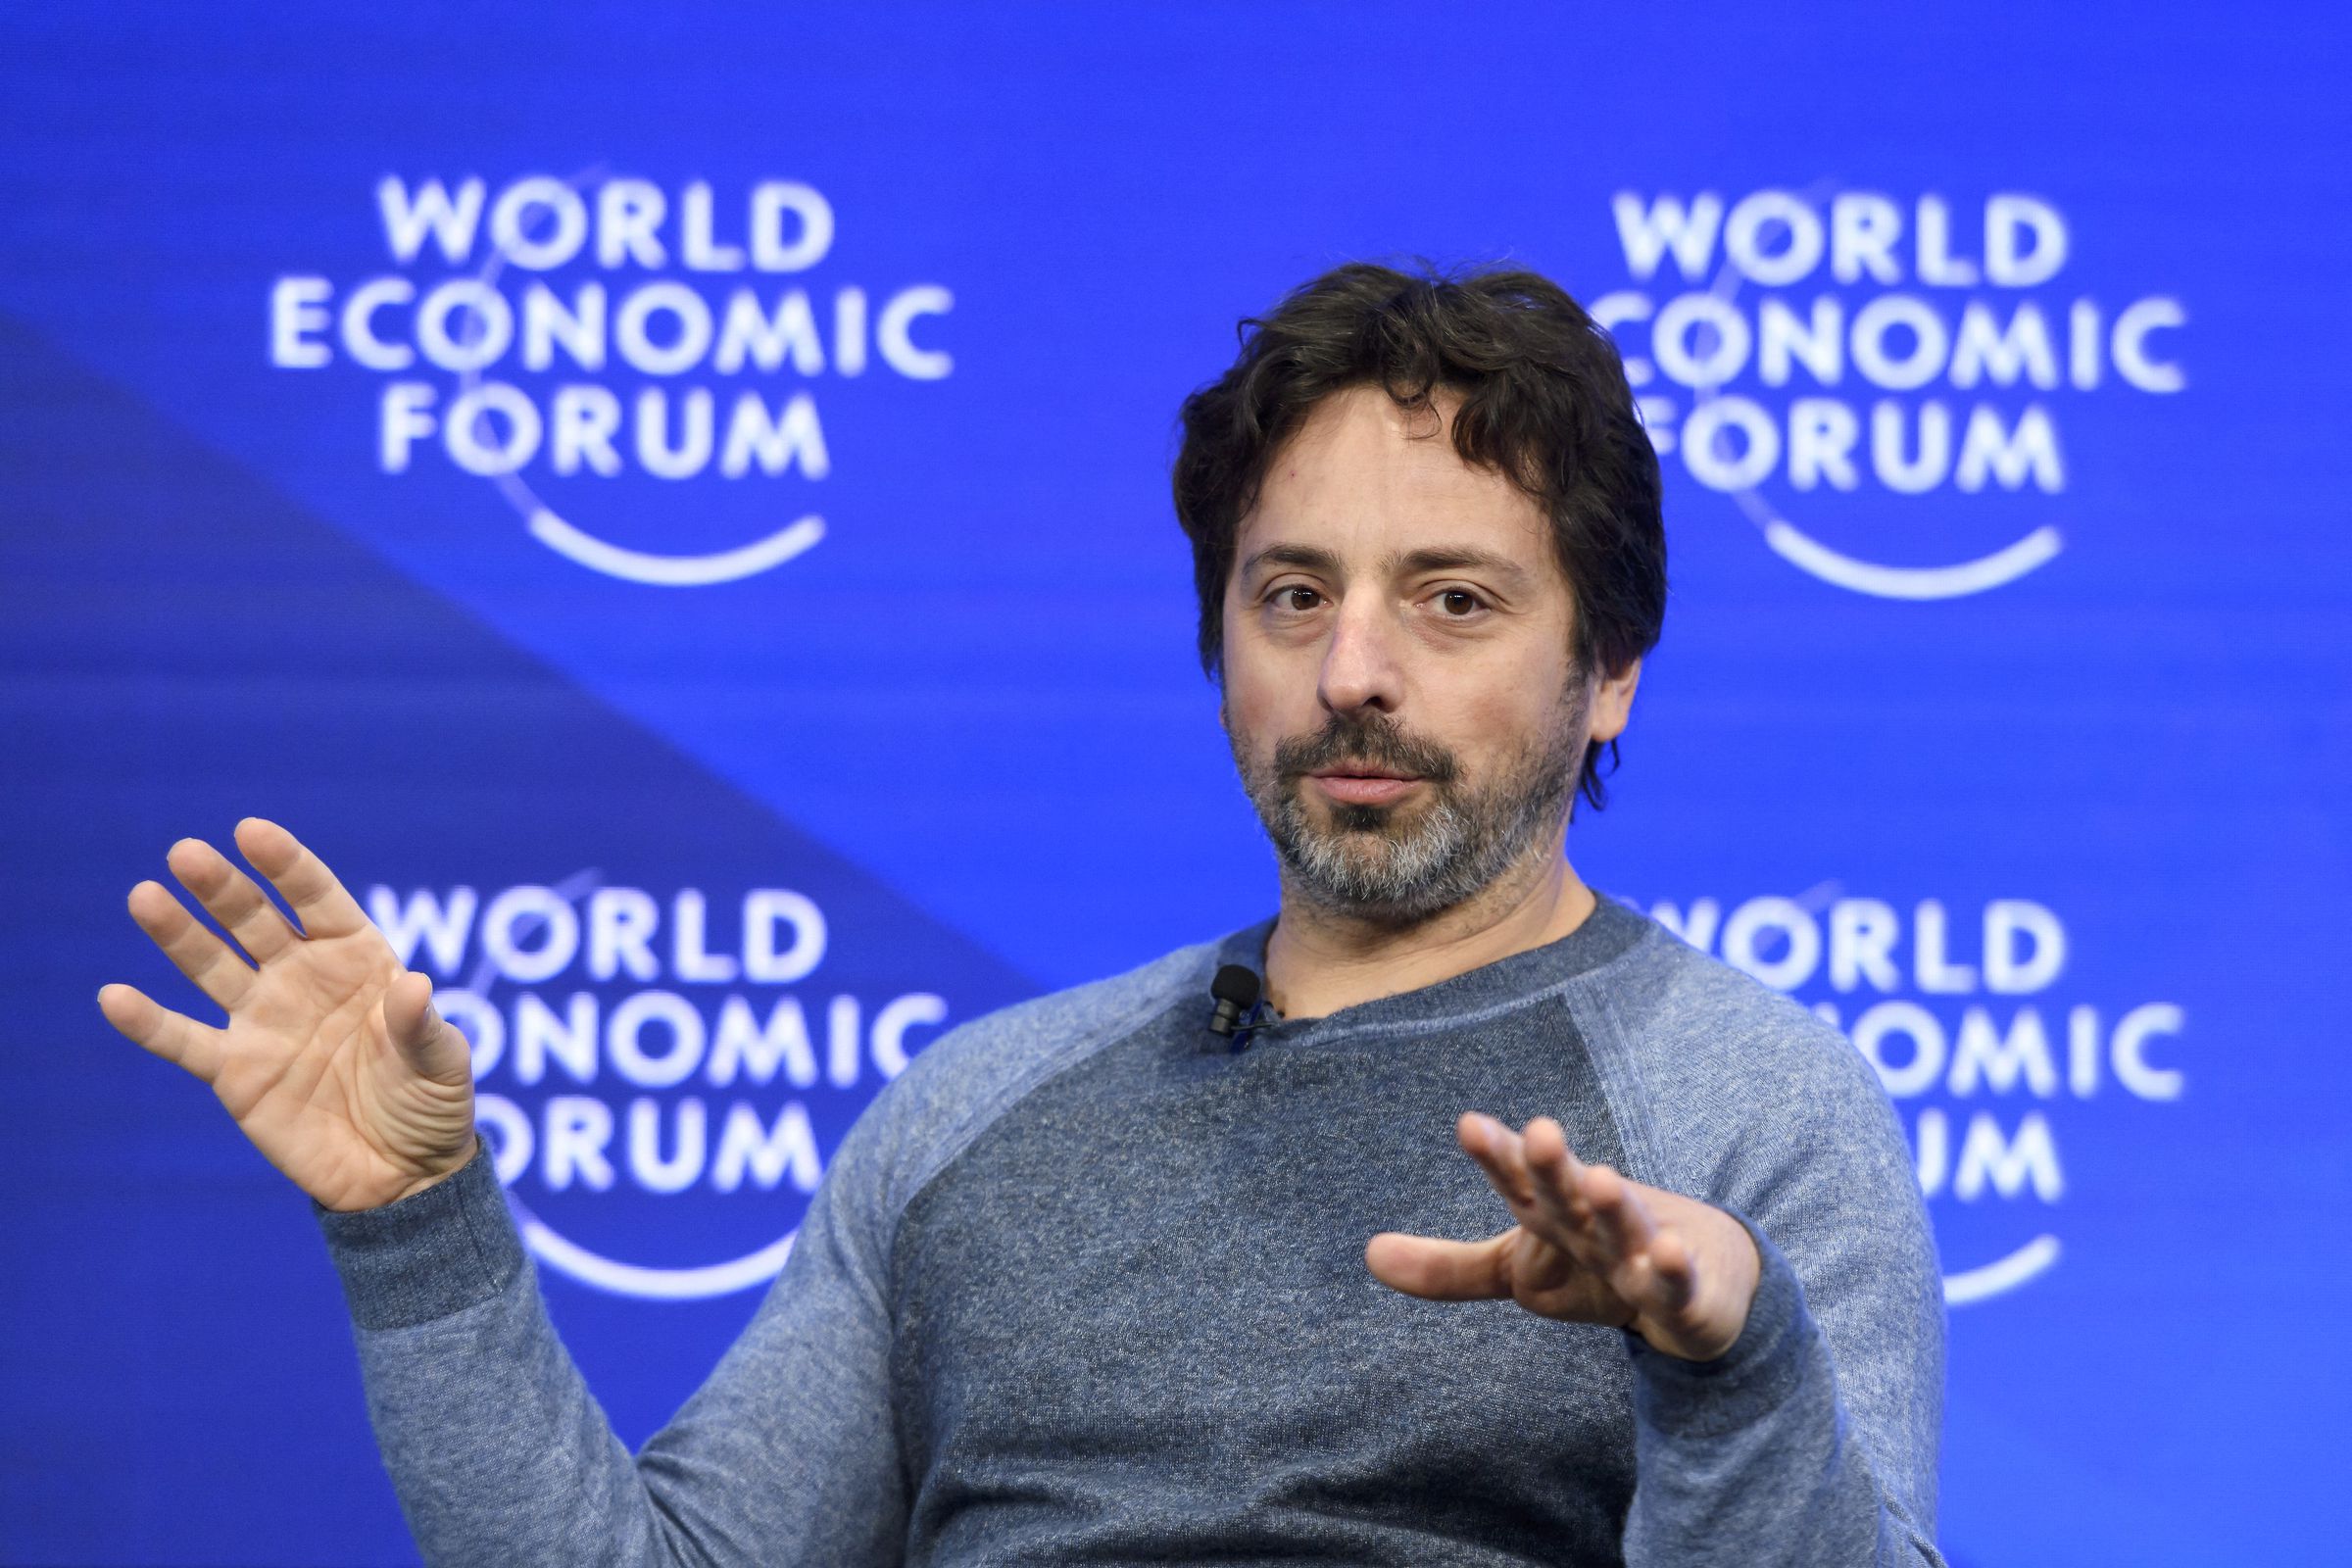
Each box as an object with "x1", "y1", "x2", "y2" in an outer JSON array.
[{"x1": 1219, "y1": 383, "x2": 1638, "y2": 923}]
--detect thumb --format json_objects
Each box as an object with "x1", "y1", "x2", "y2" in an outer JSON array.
[
  {"x1": 1364, "y1": 1230, "x2": 1514, "y2": 1300},
  {"x1": 383, "y1": 970, "x2": 473, "y2": 1086}
]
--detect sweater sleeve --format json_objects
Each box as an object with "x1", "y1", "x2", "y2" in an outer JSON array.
[
  {"x1": 1599, "y1": 960, "x2": 1947, "y2": 1568},
  {"x1": 314, "y1": 1101, "x2": 910, "y2": 1568},
  {"x1": 1620, "y1": 1214, "x2": 1943, "y2": 1566}
]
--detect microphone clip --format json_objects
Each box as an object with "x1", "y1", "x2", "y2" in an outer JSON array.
[{"x1": 1206, "y1": 963, "x2": 1266, "y2": 1052}]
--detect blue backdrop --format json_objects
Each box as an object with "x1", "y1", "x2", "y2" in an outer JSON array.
[{"x1": 4, "y1": 5, "x2": 2347, "y2": 1564}]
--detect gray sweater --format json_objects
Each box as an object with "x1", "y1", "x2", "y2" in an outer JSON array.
[{"x1": 318, "y1": 895, "x2": 1946, "y2": 1566}]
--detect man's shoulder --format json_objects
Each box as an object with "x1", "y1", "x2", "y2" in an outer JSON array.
[
  {"x1": 848, "y1": 934, "x2": 1225, "y2": 1211},
  {"x1": 917, "y1": 937, "x2": 1219, "y2": 1086},
  {"x1": 1584, "y1": 900, "x2": 1912, "y2": 1205},
  {"x1": 1591, "y1": 901, "x2": 1866, "y2": 1085}
]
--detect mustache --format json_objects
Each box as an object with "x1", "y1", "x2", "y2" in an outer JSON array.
[{"x1": 1273, "y1": 710, "x2": 1459, "y2": 785}]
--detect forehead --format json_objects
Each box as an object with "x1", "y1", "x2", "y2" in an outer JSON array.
[{"x1": 1239, "y1": 382, "x2": 1553, "y2": 568}]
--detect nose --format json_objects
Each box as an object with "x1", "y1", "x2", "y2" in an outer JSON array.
[{"x1": 1316, "y1": 595, "x2": 1404, "y2": 717}]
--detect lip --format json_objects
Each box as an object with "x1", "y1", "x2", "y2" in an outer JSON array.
[{"x1": 1308, "y1": 770, "x2": 1424, "y2": 808}]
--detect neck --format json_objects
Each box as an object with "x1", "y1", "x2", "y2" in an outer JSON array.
[{"x1": 1261, "y1": 828, "x2": 1598, "y2": 1019}]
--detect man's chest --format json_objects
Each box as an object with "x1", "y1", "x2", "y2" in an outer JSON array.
[{"x1": 884, "y1": 1004, "x2": 1643, "y2": 1563}]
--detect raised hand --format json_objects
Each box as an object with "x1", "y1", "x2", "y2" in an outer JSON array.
[
  {"x1": 97, "y1": 817, "x2": 479, "y2": 1213},
  {"x1": 1364, "y1": 1111, "x2": 1763, "y2": 1362}
]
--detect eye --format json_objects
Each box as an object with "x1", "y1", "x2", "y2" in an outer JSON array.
[
  {"x1": 1436, "y1": 588, "x2": 1487, "y2": 617},
  {"x1": 1270, "y1": 585, "x2": 1324, "y2": 612}
]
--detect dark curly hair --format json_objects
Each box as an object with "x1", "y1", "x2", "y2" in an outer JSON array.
[{"x1": 1170, "y1": 260, "x2": 1668, "y2": 813}]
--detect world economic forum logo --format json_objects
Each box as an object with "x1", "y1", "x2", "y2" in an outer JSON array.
[
  {"x1": 366, "y1": 872, "x2": 953, "y2": 1300},
  {"x1": 1595, "y1": 188, "x2": 2186, "y2": 599},
  {"x1": 269, "y1": 171, "x2": 952, "y2": 586},
  {"x1": 1645, "y1": 887, "x2": 2185, "y2": 1305}
]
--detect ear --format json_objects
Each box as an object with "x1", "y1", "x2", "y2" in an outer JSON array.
[{"x1": 1587, "y1": 657, "x2": 1642, "y2": 745}]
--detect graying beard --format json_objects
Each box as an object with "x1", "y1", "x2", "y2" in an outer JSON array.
[{"x1": 1257, "y1": 737, "x2": 1578, "y2": 922}]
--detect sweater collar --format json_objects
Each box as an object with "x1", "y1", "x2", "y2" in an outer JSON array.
[{"x1": 1209, "y1": 891, "x2": 1655, "y2": 1043}]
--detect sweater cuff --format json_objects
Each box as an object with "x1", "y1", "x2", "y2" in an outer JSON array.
[
  {"x1": 313, "y1": 1142, "x2": 526, "y2": 1332},
  {"x1": 1625, "y1": 1210, "x2": 1814, "y2": 1440}
]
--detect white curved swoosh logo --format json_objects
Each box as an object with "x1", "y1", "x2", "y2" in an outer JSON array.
[
  {"x1": 1942, "y1": 1233, "x2": 2061, "y2": 1304},
  {"x1": 513, "y1": 1201, "x2": 799, "y2": 1299},
  {"x1": 1765, "y1": 520, "x2": 2064, "y2": 601},
  {"x1": 527, "y1": 509, "x2": 827, "y2": 587}
]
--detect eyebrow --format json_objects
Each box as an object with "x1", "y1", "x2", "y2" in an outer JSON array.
[
  {"x1": 1239, "y1": 543, "x2": 1345, "y2": 578},
  {"x1": 1239, "y1": 541, "x2": 1536, "y2": 589},
  {"x1": 1388, "y1": 546, "x2": 1534, "y2": 587}
]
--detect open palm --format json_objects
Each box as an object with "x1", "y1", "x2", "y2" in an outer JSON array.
[
  {"x1": 97, "y1": 817, "x2": 478, "y2": 1212},
  {"x1": 1365, "y1": 1111, "x2": 1764, "y2": 1362}
]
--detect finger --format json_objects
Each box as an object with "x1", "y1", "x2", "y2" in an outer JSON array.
[
  {"x1": 1522, "y1": 1115, "x2": 1599, "y2": 1250},
  {"x1": 1524, "y1": 1121, "x2": 1671, "y2": 1305},
  {"x1": 1364, "y1": 1229, "x2": 1514, "y2": 1301},
  {"x1": 383, "y1": 970, "x2": 473, "y2": 1085},
  {"x1": 1642, "y1": 1226, "x2": 1701, "y2": 1314},
  {"x1": 124, "y1": 879, "x2": 255, "y2": 1010},
  {"x1": 1580, "y1": 1162, "x2": 1661, "y2": 1267},
  {"x1": 97, "y1": 982, "x2": 229, "y2": 1083},
  {"x1": 165, "y1": 837, "x2": 302, "y2": 966},
  {"x1": 1608, "y1": 1231, "x2": 1700, "y2": 1334},
  {"x1": 1456, "y1": 1111, "x2": 1539, "y2": 1213},
  {"x1": 234, "y1": 817, "x2": 371, "y2": 941}
]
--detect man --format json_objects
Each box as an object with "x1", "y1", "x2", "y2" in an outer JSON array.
[{"x1": 99, "y1": 262, "x2": 1944, "y2": 1565}]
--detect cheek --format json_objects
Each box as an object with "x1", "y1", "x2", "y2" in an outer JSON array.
[
  {"x1": 1220, "y1": 677, "x2": 1282, "y2": 773},
  {"x1": 1220, "y1": 634, "x2": 1308, "y2": 740},
  {"x1": 1432, "y1": 662, "x2": 1577, "y2": 770}
]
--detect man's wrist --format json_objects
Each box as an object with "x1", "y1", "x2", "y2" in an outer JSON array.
[
  {"x1": 1624, "y1": 1200, "x2": 1767, "y2": 1362},
  {"x1": 314, "y1": 1139, "x2": 523, "y2": 1331},
  {"x1": 1624, "y1": 1213, "x2": 1816, "y2": 1439},
  {"x1": 383, "y1": 1132, "x2": 482, "y2": 1207}
]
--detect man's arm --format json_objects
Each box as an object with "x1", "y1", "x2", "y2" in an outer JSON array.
[
  {"x1": 1611, "y1": 991, "x2": 1948, "y2": 1568},
  {"x1": 316, "y1": 1096, "x2": 910, "y2": 1568},
  {"x1": 1617, "y1": 1211, "x2": 1942, "y2": 1566},
  {"x1": 1367, "y1": 1086, "x2": 1944, "y2": 1566},
  {"x1": 99, "y1": 819, "x2": 915, "y2": 1564}
]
